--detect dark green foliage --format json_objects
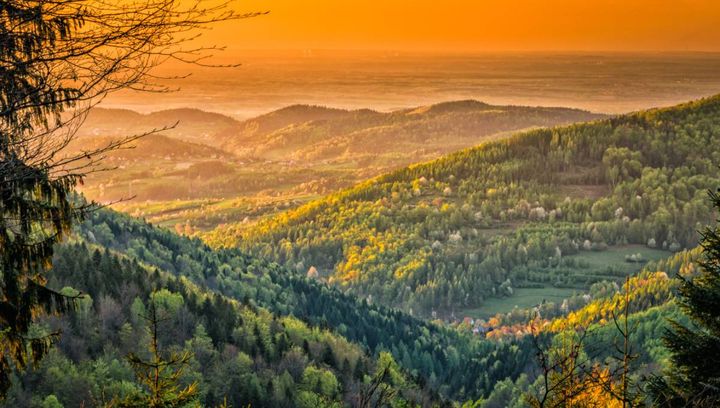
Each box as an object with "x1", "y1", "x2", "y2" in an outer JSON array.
[
  {"x1": 648, "y1": 190, "x2": 720, "y2": 407},
  {"x1": 78, "y1": 209, "x2": 534, "y2": 401},
  {"x1": 0, "y1": 2, "x2": 83, "y2": 396},
  {"x1": 1, "y1": 0, "x2": 258, "y2": 393},
  {"x1": 4, "y1": 240, "x2": 435, "y2": 407}
]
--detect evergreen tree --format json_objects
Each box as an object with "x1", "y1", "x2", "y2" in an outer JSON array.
[
  {"x1": 0, "y1": 3, "x2": 83, "y2": 396},
  {"x1": 322, "y1": 344, "x2": 336, "y2": 367},
  {"x1": 114, "y1": 295, "x2": 198, "y2": 408},
  {"x1": 0, "y1": 0, "x2": 247, "y2": 398},
  {"x1": 648, "y1": 189, "x2": 720, "y2": 407}
]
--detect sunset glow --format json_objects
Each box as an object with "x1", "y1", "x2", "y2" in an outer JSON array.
[
  {"x1": 6, "y1": 0, "x2": 720, "y2": 405},
  {"x1": 218, "y1": 0, "x2": 720, "y2": 51}
]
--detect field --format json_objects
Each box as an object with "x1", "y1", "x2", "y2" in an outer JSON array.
[
  {"x1": 574, "y1": 245, "x2": 670, "y2": 275},
  {"x1": 460, "y1": 245, "x2": 670, "y2": 319},
  {"x1": 462, "y1": 287, "x2": 579, "y2": 320}
]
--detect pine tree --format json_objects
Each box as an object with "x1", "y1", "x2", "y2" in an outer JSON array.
[
  {"x1": 322, "y1": 344, "x2": 336, "y2": 367},
  {"x1": 114, "y1": 295, "x2": 199, "y2": 408},
  {"x1": 648, "y1": 189, "x2": 720, "y2": 407},
  {"x1": 0, "y1": 3, "x2": 83, "y2": 396},
  {"x1": 0, "y1": 0, "x2": 249, "y2": 398}
]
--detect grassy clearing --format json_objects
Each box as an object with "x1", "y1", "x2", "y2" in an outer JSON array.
[
  {"x1": 463, "y1": 287, "x2": 579, "y2": 320},
  {"x1": 572, "y1": 245, "x2": 670, "y2": 276},
  {"x1": 461, "y1": 246, "x2": 670, "y2": 319}
]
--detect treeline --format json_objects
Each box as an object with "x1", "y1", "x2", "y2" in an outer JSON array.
[{"x1": 207, "y1": 96, "x2": 720, "y2": 316}]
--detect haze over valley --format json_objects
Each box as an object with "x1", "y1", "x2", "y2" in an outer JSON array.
[
  {"x1": 104, "y1": 52, "x2": 720, "y2": 118},
  {"x1": 74, "y1": 99, "x2": 603, "y2": 231},
  {"x1": 75, "y1": 52, "x2": 720, "y2": 234}
]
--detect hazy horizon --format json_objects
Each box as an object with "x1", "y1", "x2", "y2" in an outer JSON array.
[{"x1": 101, "y1": 51, "x2": 720, "y2": 119}]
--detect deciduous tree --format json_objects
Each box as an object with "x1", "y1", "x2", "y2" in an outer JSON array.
[{"x1": 648, "y1": 189, "x2": 720, "y2": 407}]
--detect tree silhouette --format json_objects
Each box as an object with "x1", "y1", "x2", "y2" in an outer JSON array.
[{"x1": 0, "y1": 0, "x2": 261, "y2": 398}]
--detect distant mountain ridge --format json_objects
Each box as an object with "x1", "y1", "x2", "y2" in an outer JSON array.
[
  {"x1": 216, "y1": 101, "x2": 606, "y2": 162},
  {"x1": 76, "y1": 101, "x2": 607, "y2": 229},
  {"x1": 80, "y1": 107, "x2": 240, "y2": 146},
  {"x1": 83, "y1": 101, "x2": 605, "y2": 160}
]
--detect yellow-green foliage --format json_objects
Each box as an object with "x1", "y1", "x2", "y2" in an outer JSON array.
[{"x1": 216, "y1": 96, "x2": 720, "y2": 316}]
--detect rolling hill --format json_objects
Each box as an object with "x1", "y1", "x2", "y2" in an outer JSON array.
[
  {"x1": 207, "y1": 95, "x2": 720, "y2": 319},
  {"x1": 77, "y1": 102, "x2": 604, "y2": 231},
  {"x1": 11, "y1": 97, "x2": 719, "y2": 407},
  {"x1": 217, "y1": 101, "x2": 604, "y2": 165},
  {"x1": 78, "y1": 107, "x2": 240, "y2": 146}
]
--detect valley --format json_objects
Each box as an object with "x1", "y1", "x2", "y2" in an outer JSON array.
[
  {"x1": 211, "y1": 96, "x2": 720, "y2": 324},
  {"x1": 6, "y1": 2, "x2": 720, "y2": 406},
  {"x1": 7, "y1": 94, "x2": 719, "y2": 407}
]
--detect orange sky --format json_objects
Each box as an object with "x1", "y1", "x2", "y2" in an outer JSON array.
[{"x1": 209, "y1": 0, "x2": 720, "y2": 52}]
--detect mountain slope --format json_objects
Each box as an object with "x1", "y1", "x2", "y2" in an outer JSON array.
[
  {"x1": 80, "y1": 102, "x2": 603, "y2": 232},
  {"x1": 72, "y1": 209, "x2": 535, "y2": 401},
  {"x1": 67, "y1": 133, "x2": 233, "y2": 161},
  {"x1": 216, "y1": 104, "x2": 370, "y2": 150},
  {"x1": 470, "y1": 247, "x2": 700, "y2": 407},
  {"x1": 6, "y1": 236, "x2": 437, "y2": 407},
  {"x1": 211, "y1": 95, "x2": 720, "y2": 317},
  {"x1": 68, "y1": 133, "x2": 239, "y2": 202},
  {"x1": 218, "y1": 100, "x2": 605, "y2": 164},
  {"x1": 80, "y1": 107, "x2": 240, "y2": 146}
]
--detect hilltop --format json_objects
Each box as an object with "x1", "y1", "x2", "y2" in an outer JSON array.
[{"x1": 80, "y1": 107, "x2": 240, "y2": 146}]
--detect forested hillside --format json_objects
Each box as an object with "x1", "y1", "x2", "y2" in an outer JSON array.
[
  {"x1": 468, "y1": 246, "x2": 701, "y2": 407},
  {"x1": 75, "y1": 102, "x2": 602, "y2": 232},
  {"x1": 94, "y1": 211, "x2": 543, "y2": 397},
  {"x1": 5, "y1": 239, "x2": 432, "y2": 407},
  {"x1": 7, "y1": 96, "x2": 720, "y2": 406},
  {"x1": 209, "y1": 96, "x2": 720, "y2": 318},
  {"x1": 3, "y1": 209, "x2": 542, "y2": 406},
  {"x1": 7, "y1": 209, "x2": 701, "y2": 407}
]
